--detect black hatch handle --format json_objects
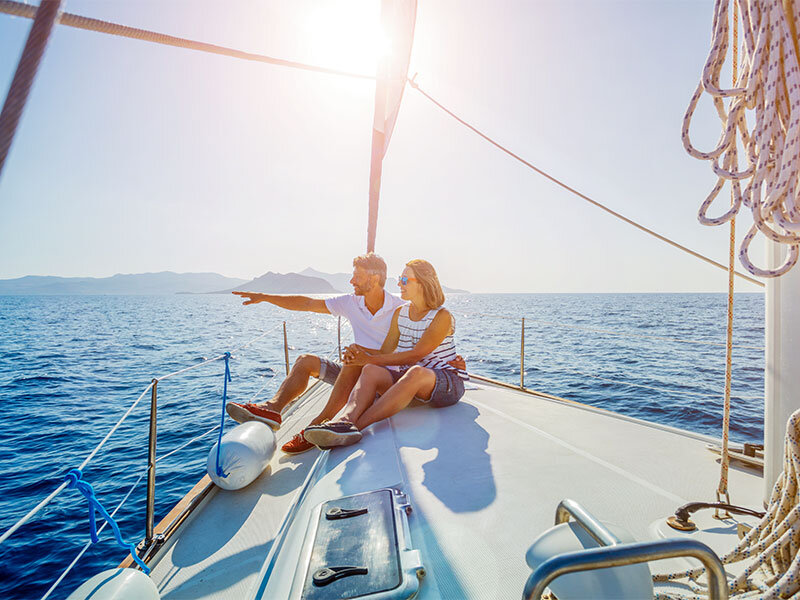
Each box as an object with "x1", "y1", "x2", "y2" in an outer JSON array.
[
  {"x1": 312, "y1": 566, "x2": 369, "y2": 586},
  {"x1": 325, "y1": 506, "x2": 368, "y2": 520}
]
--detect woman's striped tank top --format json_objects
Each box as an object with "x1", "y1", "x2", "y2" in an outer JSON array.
[{"x1": 395, "y1": 304, "x2": 469, "y2": 381}]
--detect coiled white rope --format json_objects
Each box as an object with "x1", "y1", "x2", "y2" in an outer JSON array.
[
  {"x1": 683, "y1": 0, "x2": 800, "y2": 277},
  {"x1": 655, "y1": 409, "x2": 800, "y2": 599}
]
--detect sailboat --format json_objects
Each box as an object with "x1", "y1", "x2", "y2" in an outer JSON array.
[{"x1": 1, "y1": 0, "x2": 799, "y2": 598}]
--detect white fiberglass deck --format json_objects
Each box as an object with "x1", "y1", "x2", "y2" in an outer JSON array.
[{"x1": 145, "y1": 379, "x2": 764, "y2": 599}]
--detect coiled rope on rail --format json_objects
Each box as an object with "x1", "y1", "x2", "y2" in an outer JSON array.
[
  {"x1": 683, "y1": 0, "x2": 800, "y2": 277},
  {"x1": 655, "y1": 409, "x2": 800, "y2": 599}
]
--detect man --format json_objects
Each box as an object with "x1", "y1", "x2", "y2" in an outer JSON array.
[{"x1": 227, "y1": 253, "x2": 406, "y2": 454}]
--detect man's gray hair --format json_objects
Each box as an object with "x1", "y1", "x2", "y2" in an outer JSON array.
[{"x1": 353, "y1": 253, "x2": 387, "y2": 287}]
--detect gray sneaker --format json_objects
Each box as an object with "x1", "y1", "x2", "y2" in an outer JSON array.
[{"x1": 303, "y1": 422, "x2": 362, "y2": 448}]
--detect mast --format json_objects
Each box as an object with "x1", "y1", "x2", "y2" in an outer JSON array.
[
  {"x1": 764, "y1": 0, "x2": 800, "y2": 500},
  {"x1": 765, "y1": 243, "x2": 800, "y2": 499},
  {"x1": 366, "y1": 0, "x2": 417, "y2": 252}
]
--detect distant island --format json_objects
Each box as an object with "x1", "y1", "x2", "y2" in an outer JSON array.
[
  {"x1": 0, "y1": 272, "x2": 247, "y2": 295},
  {"x1": 223, "y1": 268, "x2": 470, "y2": 295},
  {"x1": 0, "y1": 269, "x2": 469, "y2": 295}
]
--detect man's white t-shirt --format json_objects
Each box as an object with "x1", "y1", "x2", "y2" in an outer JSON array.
[{"x1": 325, "y1": 292, "x2": 406, "y2": 350}]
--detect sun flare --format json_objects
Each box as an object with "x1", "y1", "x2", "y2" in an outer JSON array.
[{"x1": 305, "y1": 1, "x2": 391, "y2": 74}]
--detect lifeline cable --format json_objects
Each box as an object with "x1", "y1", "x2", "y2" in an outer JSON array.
[{"x1": 0, "y1": 322, "x2": 282, "y2": 547}]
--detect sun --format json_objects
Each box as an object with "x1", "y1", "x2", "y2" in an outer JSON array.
[{"x1": 305, "y1": 1, "x2": 391, "y2": 75}]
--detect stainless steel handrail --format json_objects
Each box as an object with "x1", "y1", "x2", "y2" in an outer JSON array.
[
  {"x1": 523, "y1": 498, "x2": 728, "y2": 600},
  {"x1": 522, "y1": 538, "x2": 728, "y2": 600},
  {"x1": 555, "y1": 498, "x2": 621, "y2": 547}
]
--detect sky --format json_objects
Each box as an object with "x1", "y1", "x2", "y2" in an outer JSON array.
[{"x1": 0, "y1": 0, "x2": 770, "y2": 293}]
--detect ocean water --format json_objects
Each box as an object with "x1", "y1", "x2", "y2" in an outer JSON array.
[{"x1": 0, "y1": 293, "x2": 764, "y2": 599}]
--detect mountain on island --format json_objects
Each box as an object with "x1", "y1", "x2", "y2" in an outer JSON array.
[
  {"x1": 0, "y1": 268, "x2": 468, "y2": 295},
  {"x1": 300, "y1": 267, "x2": 469, "y2": 294},
  {"x1": 215, "y1": 271, "x2": 338, "y2": 294},
  {"x1": 0, "y1": 272, "x2": 248, "y2": 295}
]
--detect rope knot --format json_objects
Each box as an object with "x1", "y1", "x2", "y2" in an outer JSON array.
[
  {"x1": 63, "y1": 467, "x2": 150, "y2": 573},
  {"x1": 64, "y1": 468, "x2": 82, "y2": 488},
  {"x1": 215, "y1": 352, "x2": 233, "y2": 478}
]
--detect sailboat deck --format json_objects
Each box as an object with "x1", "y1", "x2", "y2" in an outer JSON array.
[{"x1": 147, "y1": 379, "x2": 764, "y2": 599}]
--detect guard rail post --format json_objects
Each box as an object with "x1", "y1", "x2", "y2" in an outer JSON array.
[
  {"x1": 283, "y1": 321, "x2": 290, "y2": 375},
  {"x1": 520, "y1": 317, "x2": 525, "y2": 389},
  {"x1": 145, "y1": 378, "x2": 158, "y2": 544}
]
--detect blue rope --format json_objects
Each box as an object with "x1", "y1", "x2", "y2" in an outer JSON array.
[
  {"x1": 64, "y1": 468, "x2": 150, "y2": 574},
  {"x1": 215, "y1": 352, "x2": 232, "y2": 478}
]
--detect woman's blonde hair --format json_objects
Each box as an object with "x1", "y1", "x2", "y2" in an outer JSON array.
[{"x1": 406, "y1": 259, "x2": 445, "y2": 310}]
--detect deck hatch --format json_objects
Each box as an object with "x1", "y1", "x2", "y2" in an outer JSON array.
[{"x1": 301, "y1": 489, "x2": 402, "y2": 599}]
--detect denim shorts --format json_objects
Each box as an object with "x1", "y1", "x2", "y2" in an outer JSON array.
[
  {"x1": 389, "y1": 367, "x2": 465, "y2": 408},
  {"x1": 317, "y1": 357, "x2": 341, "y2": 385}
]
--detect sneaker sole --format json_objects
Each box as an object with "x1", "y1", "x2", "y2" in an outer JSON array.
[
  {"x1": 304, "y1": 428, "x2": 362, "y2": 448},
  {"x1": 281, "y1": 444, "x2": 315, "y2": 455},
  {"x1": 225, "y1": 404, "x2": 281, "y2": 430}
]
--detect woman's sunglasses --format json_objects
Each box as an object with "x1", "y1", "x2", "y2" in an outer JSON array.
[{"x1": 398, "y1": 276, "x2": 418, "y2": 285}]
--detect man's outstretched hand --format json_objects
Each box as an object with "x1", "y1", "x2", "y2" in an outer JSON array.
[{"x1": 232, "y1": 291, "x2": 263, "y2": 305}]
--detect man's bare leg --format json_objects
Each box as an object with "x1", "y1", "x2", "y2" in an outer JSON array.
[
  {"x1": 305, "y1": 364, "x2": 363, "y2": 426},
  {"x1": 257, "y1": 354, "x2": 321, "y2": 413}
]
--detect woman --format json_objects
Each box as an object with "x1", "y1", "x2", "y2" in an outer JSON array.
[{"x1": 304, "y1": 259, "x2": 468, "y2": 448}]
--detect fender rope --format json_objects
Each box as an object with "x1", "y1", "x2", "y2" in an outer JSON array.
[
  {"x1": 64, "y1": 468, "x2": 150, "y2": 574},
  {"x1": 214, "y1": 352, "x2": 232, "y2": 478}
]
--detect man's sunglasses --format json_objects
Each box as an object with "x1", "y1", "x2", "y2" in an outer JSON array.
[{"x1": 398, "y1": 276, "x2": 418, "y2": 285}]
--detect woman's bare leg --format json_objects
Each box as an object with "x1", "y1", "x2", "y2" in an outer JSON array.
[
  {"x1": 336, "y1": 364, "x2": 394, "y2": 425},
  {"x1": 355, "y1": 366, "x2": 436, "y2": 430}
]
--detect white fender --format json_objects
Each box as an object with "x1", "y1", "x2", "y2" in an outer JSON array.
[
  {"x1": 207, "y1": 421, "x2": 276, "y2": 490},
  {"x1": 66, "y1": 568, "x2": 159, "y2": 600}
]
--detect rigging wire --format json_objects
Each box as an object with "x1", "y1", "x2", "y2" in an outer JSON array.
[
  {"x1": 0, "y1": 0, "x2": 377, "y2": 81},
  {"x1": 0, "y1": 0, "x2": 62, "y2": 179},
  {"x1": 408, "y1": 76, "x2": 765, "y2": 289}
]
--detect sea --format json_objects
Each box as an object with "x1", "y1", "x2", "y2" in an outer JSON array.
[{"x1": 0, "y1": 292, "x2": 765, "y2": 599}]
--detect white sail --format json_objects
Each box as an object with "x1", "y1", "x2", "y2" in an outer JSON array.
[{"x1": 367, "y1": 0, "x2": 417, "y2": 252}]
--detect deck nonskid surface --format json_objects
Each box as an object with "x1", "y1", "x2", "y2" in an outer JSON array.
[
  {"x1": 148, "y1": 382, "x2": 333, "y2": 600},
  {"x1": 148, "y1": 380, "x2": 764, "y2": 599}
]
